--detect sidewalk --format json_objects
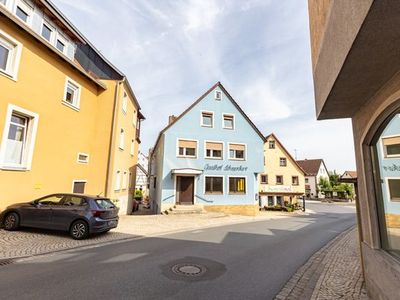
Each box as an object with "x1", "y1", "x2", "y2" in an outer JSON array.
[
  {"x1": 275, "y1": 227, "x2": 369, "y2": 300},
  {"x1": 0, "y1": 211, "x2": 289, "y2": 260}
]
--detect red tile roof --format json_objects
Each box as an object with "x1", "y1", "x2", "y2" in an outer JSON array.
[{"x1": 296, "y1": 159, "x2": 325, "y2": 176}]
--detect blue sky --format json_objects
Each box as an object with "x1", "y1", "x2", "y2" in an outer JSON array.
[{"x1": 53, "y1": 0, "x2": 356, "y2": 172}]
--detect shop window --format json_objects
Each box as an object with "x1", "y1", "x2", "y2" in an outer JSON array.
[
  {"x1": 205, "y1": 176, "x2": 223, "y2": 194},
  {"x1": 276, "y1": 175, "x2": 283, "y2": 185},
  {"x1": 280, "y1": 157, "x2": 287, "y2": 167},
  {"x1": 267, "y1": 196, "x2": 274, "y2": 206},
  {"x1": 292, "y1": 176, "x2": 299, "y2": 185},
  {"x1": 269, "y1": 140, "x2": 275, "y2": 149},
  {"x1": 223, "y1": 114, "x2": 234, "y2": 129},
  {"x1": 373, "y1": 112, "x2": 400, "y2": 254},
  {"x1": 276, "y1": 196, "x2": 283, "y2": 206},
  {"x1": 205, "y1": 141, "x2": 223, "y2": 159},
  {"x1": 178, "y1": 139, "x2": 197, "y2": 158},
  {"x1": 201, "y1": 112, "x2": 213, "y2": 127},
  {"x1": 229, "y1": 143, "x2": 245, "y2": 160},
  {"x1": 229, "y1": 177, "x2": 246, "y2": 194}
]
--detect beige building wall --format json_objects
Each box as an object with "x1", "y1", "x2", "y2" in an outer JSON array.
[{"x1": 259, "y1": 135, "x2": 305, "y2": 205}]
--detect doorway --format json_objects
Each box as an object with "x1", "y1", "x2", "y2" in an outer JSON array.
[{"x1": 176, "y1": 176, "x2": 194, "y2": 205}]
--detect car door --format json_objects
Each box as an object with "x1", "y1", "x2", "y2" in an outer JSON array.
[
  {"x1": 51, "y1": 196, "x2": 87, "y2": 230},
  {"x1": 19, "y1": 195, "x2": 63, "y2": 228}
]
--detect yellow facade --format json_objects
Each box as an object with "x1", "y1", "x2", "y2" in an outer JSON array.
[
  {"x1": 0, "y1": 13, "x2": 141, "y2": 214},
  {"x1": 259, "y1": 134, "x2": 305, "y2": 206}
]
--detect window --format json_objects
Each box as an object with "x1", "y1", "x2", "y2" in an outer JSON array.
[
  {"x1": 201, "y1": 112, "x2": 213, "y2": 127},
  {"x1": 205, "y1": 141, "x2": 223, "y2": 159},
  {"x1": 37, "y1": 195, "x2": 64, "y2": 205},
  {"x1": 15, "y1": 0, "x2": 32, "y2": 24},
  {"x1": 119, "y1": 129, "x2": 125, "y2": 150},
  {"x1": 280, "y1": 157, "x2": 287, "y2": 167},
  {"x1": 215, "y1": 90, "x2": 222, "y2": 100},
  {"x1": 122, "y1": 171, "x2": 128, "y2": 190},
  {"x1": 267, "y1": 196, "x2": 274, "y2": 206},
  {"x1": 0, "y1": 30, "x2": 22, "y2": 80},
  {"x1": 130, "y1": 139, "x2": 135, "y2": 156},
  {"x1": 41, "y1": 21, "x2": 54, "y2": 42},
  {"x1": 95, "y1": 199, "x2": 115, "y2": 209},
  {"x1": 72, "y1": 181, "x2": 86, "y2": 194},
  {"x1": 63, "y1": 78, "x2": 81, "y2": 109},
  {"x1": 178, "y1": 139, "x2": 197, "y2": 158},
  {"x1": 205, "y1": 176, "x2": 223, "y2": 194},
  {"x1": 229, "y1": 143, "x2": 245, "y2": 160},
  {"x1": 388, "y1": 179, "x2": 400, "y2": 201},
  {"x1": 269, "y1": 140, "x2": 275, "y2": 149},
  {"x1": 56, "y1": 39, "x2": 65, "y2": 52},
  {"x1": 63, "y1": 196, "x2": 85, "y2": 206},
  {"x1": 305, "y1": 178, "x2": 309, "y2": 183},
  {"x1": 261, "y1": 175, "x2": 268, "y2": 184},
  {"x1": 77, "y1": 153, "x2": 89, "y2": 164},
  {"x1": 56, "y1": 33, "x2": 67, "y2": 54},
  {"x1": 223, "y1": 114, "x2": 234, "y2": 129},
  {"x1": 276, "y1": 175, "x2": 283, "y2": 185},
  {"x1": 114, "y1": 170, "x2": 121, "y2": 191},
  {"x1": 0, "y1": 105, "x2": 39, "y2": 170},
  {"x1": 383, "y1": 136, "x2": 400, "y2": 158},
  {"x1": 292, "y1": 176, "x2": 299, "y2": 185},
  {"x1": 276, "y1": 196, "x2": 283, "y2": 206},
  {"x1": 229, "y1": 177, "x2": 246, "y2": 194},
  {"x1": 122, "y1": 92, "x2": 128, "y2": 114}
]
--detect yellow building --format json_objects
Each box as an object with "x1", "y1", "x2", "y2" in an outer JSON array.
[
  {"x1": 0, "y1": 0, "x2": 144, "y2": 214},
  {"x1": 259, "y1": 134, "x2": 305, "y2": 207}
]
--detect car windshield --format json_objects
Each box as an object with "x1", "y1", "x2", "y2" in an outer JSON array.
[{"x1": 95, "y1": 198, "x2": 115, "y2": 209}]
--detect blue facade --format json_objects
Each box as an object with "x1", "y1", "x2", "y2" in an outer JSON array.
[{"x1": 150, "y1": 83, "x2": 264, "y2": 213}]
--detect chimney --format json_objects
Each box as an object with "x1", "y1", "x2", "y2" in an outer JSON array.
[{"x1": 168, "y1": 115, "x2": 177, "y2": 125}]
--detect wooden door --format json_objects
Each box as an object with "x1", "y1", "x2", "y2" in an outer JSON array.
[{"x1": 177, "y1": 176, "x2": 194, "y2": 205}]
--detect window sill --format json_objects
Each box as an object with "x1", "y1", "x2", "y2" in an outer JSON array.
[
  {"x1": 0, "y1": 69, "x2": 17, "y2": 81},
  {"x1": 205, "y1": 157, "x2": 223, "y2": 160},
  {"x1": 177, "y1": 156, "x2": 197, "y2": 159},
  {"x1": 223, "y1": 127, "x2": 234, "y2": 130},
  {"x1": 0, "y1": 165, "x2": 29, "y2": 171},
  {"x1": 201, "y1": 125, "x2": 213, "y2": 128},
  {"x1": 228, "y1": 158, "x2": 245, "y2": 161},
  {"x1": 205, "y1": 193, "x2": 223, "y2": 195},
  {"x1": 62, "y1": 101, "x2": 80, "y2": 112},
  {"x1": 229, "y1": 193, "x2": 246, "y2": 195}
]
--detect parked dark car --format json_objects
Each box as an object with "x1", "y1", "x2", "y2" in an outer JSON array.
[{"x1": 0, "y1": 194, "x2": 119, "y2": 240}]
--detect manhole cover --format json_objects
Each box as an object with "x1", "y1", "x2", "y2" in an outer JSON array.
[{"x1": 171, "y1": 263, "x2": 207, "y2": 277}]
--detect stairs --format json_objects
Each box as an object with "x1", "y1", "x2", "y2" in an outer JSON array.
[{"x1": 163, "y1": 205, "x2": 205, "y2": 215}]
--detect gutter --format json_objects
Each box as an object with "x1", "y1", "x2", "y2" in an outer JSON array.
[{"x1": 104, "y1": 81, "x2": 121, "y2": 197}]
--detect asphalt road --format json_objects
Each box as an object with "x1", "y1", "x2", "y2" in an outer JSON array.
[{"x1": 0, "y1": 203, "x2": 356, "y2": 300}]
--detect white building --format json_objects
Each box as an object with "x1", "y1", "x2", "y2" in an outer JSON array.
[
  {"x1": 135, "y1": 152, "x2": 149, "y2": 198},
  {"x1": 296, "y1": 159, "x2": 329, "y2": 199}
]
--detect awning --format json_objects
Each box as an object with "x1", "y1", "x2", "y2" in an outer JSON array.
[{"x1": 171, "y1": 168, "x2": 203, "y2": 175}]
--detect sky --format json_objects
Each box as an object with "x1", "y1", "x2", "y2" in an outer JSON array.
[{"x1": 53, "y1": 0, "x2": 356, "y2": 173}]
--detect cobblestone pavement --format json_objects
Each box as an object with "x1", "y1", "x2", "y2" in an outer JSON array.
[
  {"x1": 275, "y1": 227, "x2": 369, "y2": 300},
  {"x1": 0, "y1": 210, "x2": 288, "y2": 260}
]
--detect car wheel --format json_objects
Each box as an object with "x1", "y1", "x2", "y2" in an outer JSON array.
[
  {"x1": 4, "y1": 212, "x2": 20, "y2": 231},
  {"x1": 70, "y1": 220, "x2": 89, "y2": 240}
]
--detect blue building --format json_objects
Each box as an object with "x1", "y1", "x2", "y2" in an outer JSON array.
[{"x1": 149, "y1": 82, "x2": 265, "y2": 215}]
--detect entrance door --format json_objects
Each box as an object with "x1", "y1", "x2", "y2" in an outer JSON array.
[{"x1": 177, "y1": 176, "x2": 194, "y2": 205}]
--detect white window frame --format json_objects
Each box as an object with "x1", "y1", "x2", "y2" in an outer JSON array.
[
  {"x1": 130, "y1": 139, "x2": 135, "y2": 156},
  {"x1": 122, "y1": 171, "x2": 128, "y2": 190},
  {"x1": 227, "y1": 175, "x2": 247, "y2": 195},
  {"x1": 122, "y1": 92, "x2": 128, "y2": 114},
  {"x1": 222, "y1": 113, "x2": 235, "y2": 130},
  {"x1": 200, "y1": 110, "x2": 214, "y2": 128},
  {"x1": 204, "y1": 140, "x2": 223, "y2": 160},
  {"x1": 204, "y1": 175, "x2": 224, "y2": 195},
  {"x1": 77, "y1": 152, "x2": 89, "y2": 164},
  {"x1": 119, "y1": 128, "x2": 125, "y2": 150},
  {"x1": 0, "y1": 29, "x2": 22, "y2": 81},
  {"x1": 176, "y1": 138, "x2": 198, "y2": 158},
  {"x1": 215, "y1": 90, "x2": 222, "y2": 100},
  {"x1": 280, "y1": 157, "x2": 287, "y2": 167},
  {"x1": 228, "y1": 142, "x2": 247, "y2": 161},
  {"x1": 385, "y1": 177, "x2": 400, "y2": 202},
  {"x1": 62, "y1": 77, "x2": 81, "y2": 110},
  {"x1": 40, "y1": 19, "x2": 55, "y2": 44},
  {"x1": 0, "y1": 104, "x2": 39, "y2": 170},
  {"x1": 71, "y1": 180, "x2": 87, "y2": 193},
  {"x1": 15, "y1": 0, "x2": 33, "y2": 25},
  {"x1": 55, "y1": 32, "x2": 68, "y2": 55},
  {"x1": 114, "y1": 170, "x2": 121, "y2": 191},
  {"x1": 381, "y1": 134, "x2": 400, "y2": 159},
  {"x1": 0, "y1": 0, "x2": 7, "y2": 8}
]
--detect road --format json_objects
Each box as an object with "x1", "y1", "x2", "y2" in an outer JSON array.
[{"x1": 0, "y1": 203, "x2": 356, "y2": 300}]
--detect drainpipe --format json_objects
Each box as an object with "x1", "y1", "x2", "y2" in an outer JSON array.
[{"x1": 105, "y1": 80, "x2": 122, "y2": 197}]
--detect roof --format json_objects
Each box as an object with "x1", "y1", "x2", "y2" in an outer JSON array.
[
  {"x1": 341, "y1": 171, "x2": 357, "y2": 179},
  {"x1": 296, "y1": 159, "x2": 326, "y2": 176},
  {"x1": 265, "y1": 133, "x2": 306, "y2": 175},
  {"x1": 151, "y1": 82, "x2": 266, "y2": 154}
]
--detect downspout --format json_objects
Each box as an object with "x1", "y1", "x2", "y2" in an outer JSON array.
[{"x1": 105, "y1": 80, "x2": 122, "y2": 197}]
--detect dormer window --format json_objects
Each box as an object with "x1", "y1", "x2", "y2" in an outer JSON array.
[
  {"x1": 16, "y1": 0, "x2": 33, "y2": 24},
  {"x1": 215, "y1": 91, "x2": 222, "y2": 100},
  {"x1": 41, "y1": 21, "x2": 54, "y2": 42}
]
